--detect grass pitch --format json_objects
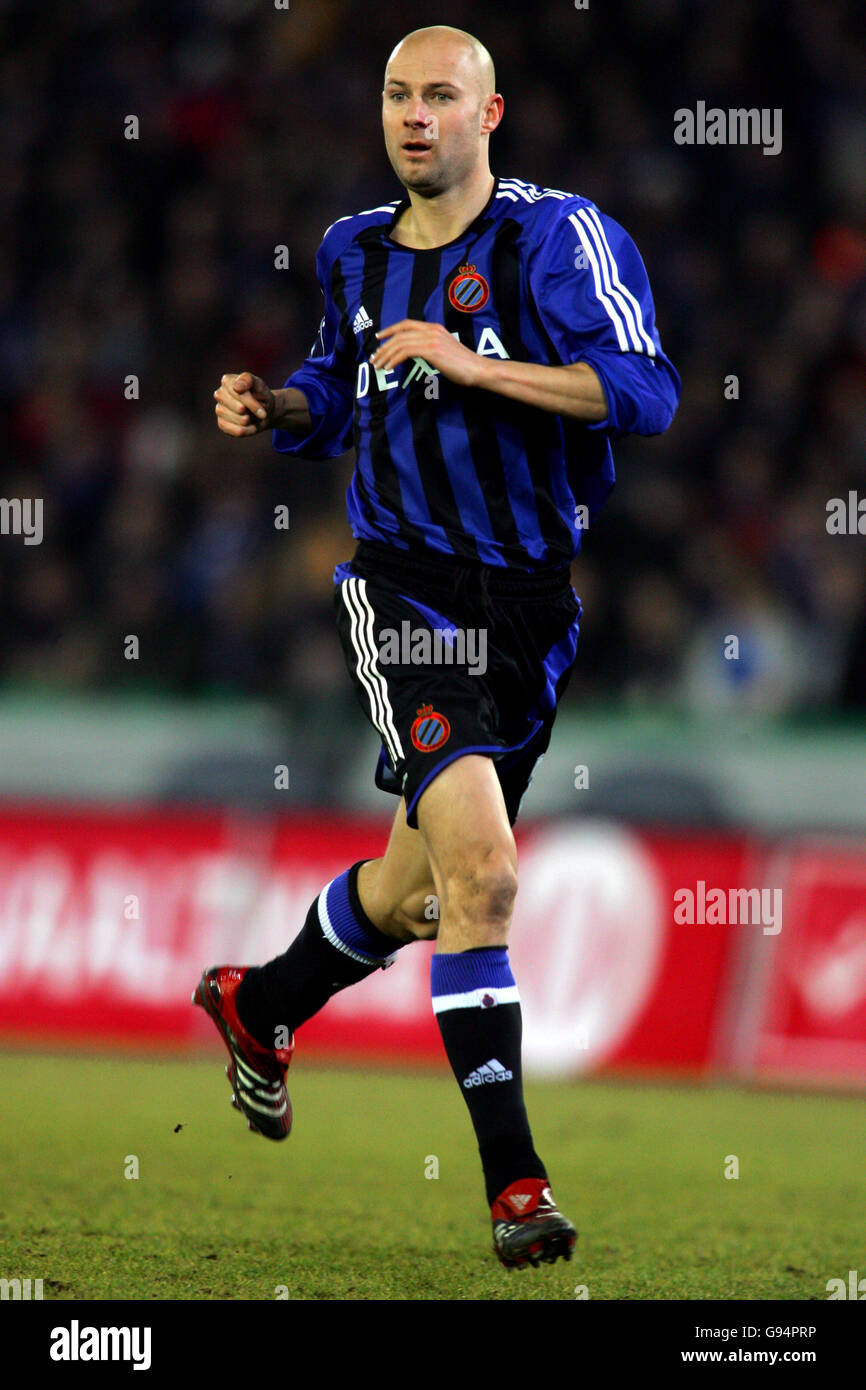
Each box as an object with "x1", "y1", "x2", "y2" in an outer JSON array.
[{"x1": 2, "y1": 1051, "x2": 863, "y2": 1300}]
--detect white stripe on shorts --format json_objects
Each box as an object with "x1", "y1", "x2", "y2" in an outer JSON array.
[{"x1": 339, "y1": 575, "x2": 405, "y2": 766}]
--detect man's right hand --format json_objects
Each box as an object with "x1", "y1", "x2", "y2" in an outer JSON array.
[{"x1": 214, "y1": 372, "x2": 276, "y2": 436}]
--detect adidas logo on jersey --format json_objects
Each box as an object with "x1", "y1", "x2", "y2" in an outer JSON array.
[
  {"x1": 352, "y1": 305, "x2": 374, "y2": 334},
  {"x1": 463, "y1": 1058, "x2": 513, "y2": 1088}
]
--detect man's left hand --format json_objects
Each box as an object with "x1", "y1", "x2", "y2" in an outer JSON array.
[{"x1": 370, "y1": 319, "x2": 489, "y2": 388}]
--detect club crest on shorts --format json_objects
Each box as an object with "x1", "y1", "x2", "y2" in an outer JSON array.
[
  {"x1": 410, "y1": 703, "x2": 451, "y2": 752},
  {"x1": 447, "y1": 263, "x2": 490, "y2": 313}
]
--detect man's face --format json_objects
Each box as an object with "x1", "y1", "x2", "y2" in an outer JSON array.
[{"x1": 382, "y1": 40, "x2": 490, "y2": 195}]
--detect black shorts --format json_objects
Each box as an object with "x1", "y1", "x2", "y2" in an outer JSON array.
[{"x1": 333, "y1": 540, "x2": 582, "y2": 829}]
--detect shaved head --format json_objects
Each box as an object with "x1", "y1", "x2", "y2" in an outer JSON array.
[
  {"x1": 386, "y1": 26, "x2": 495, "y2": 101},
  {"x1": 382, "y1": 25, "x2": 502, "y2": 200}
]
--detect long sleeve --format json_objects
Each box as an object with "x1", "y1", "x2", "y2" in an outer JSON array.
[
  {"x1": 527, "y1": 201, "x2": 681, "y2": 438},
  {"x1": 272, "y1": 237, "x2": 356, "y2": 459}
]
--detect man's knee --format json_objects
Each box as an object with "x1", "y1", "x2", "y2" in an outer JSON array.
[{"x1": 440, "y1": 847, "x2": 518, "y2": 930}]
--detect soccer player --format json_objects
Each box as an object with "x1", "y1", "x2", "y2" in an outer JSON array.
[{"x1": 196, "y1": 25, "x2": 680, "y2": 1270}]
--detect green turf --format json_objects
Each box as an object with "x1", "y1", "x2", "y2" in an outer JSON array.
[{"x1": 2, "y1": 1051, "x2": 864, "y2": 1300}]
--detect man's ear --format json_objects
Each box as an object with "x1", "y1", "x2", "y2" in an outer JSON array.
[{"x1": 481, "y1": 94, "x2": 504, "y2": 136}]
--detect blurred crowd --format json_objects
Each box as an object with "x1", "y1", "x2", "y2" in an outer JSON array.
[{"x1": 2, "y1": 0, "x2": 865, "y2": 717}]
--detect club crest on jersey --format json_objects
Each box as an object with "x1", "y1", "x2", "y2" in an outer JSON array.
[
  {"x1": 448, "y1": 263, "x2": 490, "y2": 313},
  {"x1": 410, "y1": 703, "x2": 451, "y2": 752}
]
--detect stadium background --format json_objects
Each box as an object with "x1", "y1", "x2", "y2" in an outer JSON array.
[{"x1": 2, "y1": 0, "x2": 866, "y2": 1301}]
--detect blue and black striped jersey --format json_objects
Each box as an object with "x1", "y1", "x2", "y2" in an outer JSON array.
[{"x1": 274, "y1": 175, "x2": 681, "y2": 572}]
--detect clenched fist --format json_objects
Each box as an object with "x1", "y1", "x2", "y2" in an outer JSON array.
[{"x1": 213, "y1": 372, "x2": 276, "y2": 436}]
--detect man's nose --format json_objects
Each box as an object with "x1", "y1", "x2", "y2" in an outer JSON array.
[{"x1": 405, "y1": 104, "x2": 432, "y2": 128}]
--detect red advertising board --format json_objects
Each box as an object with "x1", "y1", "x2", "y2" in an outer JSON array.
[
  {"x1": 0, "y1": 806, "x2": 760, "y2": 1078},
  {"x1": 747, "y1": 840, "x2": 866, "y2": 1085}
]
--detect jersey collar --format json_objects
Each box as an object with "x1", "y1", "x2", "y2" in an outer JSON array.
[{"x1": 383, "y1": 175, "x2": 500, "y2": 251}]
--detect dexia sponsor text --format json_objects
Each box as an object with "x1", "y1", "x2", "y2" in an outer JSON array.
[
  {"x1": 673, "y1": 881, "x2": 782, "y2": 935},
  {"x1": 49, "y1": 1321, "x2": 152, "y2": 1371}
]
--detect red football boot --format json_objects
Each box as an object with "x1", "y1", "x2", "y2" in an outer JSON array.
[
  {"x1": 192, "y1": 965, "x2": 294, "y2": 1141},
  {"x1": 491, "y1": 1178, "x2": 577, "y2": 1269}
]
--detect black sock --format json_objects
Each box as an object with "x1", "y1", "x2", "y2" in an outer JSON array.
[
  {"x1": 236, "y1": 860, "x2": 409, "y2": 1047},
  {"x1": 431, "y1": 947, "x2": 547, "y2": 1205}
]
